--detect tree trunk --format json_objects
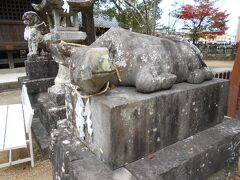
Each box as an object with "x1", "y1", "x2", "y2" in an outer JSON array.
[
  {"x1": 82, "y1": 4, "x2": 95, "y2": 45},
  {"x1": 152, "y1": 0, "x2": 158, "y2": 35}
]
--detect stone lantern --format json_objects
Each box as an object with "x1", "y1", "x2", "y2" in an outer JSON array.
[{"x1": 32, "y1": 0, "x2": 95, "y2": 105}]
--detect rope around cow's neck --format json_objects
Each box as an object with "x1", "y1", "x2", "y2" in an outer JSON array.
[
  {"x1": 60, "y1": 41, "x2": 123, "y2": 97},
  {"x1": 60, "y1": 40, "x2": 87, "y2": 47},
  {"x1": 68, "y1": 81, "x2": 110, "y2": 99}
]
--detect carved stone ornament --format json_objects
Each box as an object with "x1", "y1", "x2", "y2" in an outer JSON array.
[{"x1": 22, "y1": 11, "x2": 48, "y2": 58}]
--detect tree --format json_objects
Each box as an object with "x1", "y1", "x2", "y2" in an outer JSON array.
[
  {"x1": 176, "y1": 0, "x2": 229, "y2": 44},
  {"x1": 95, "y1": 0, "x2": 162, "y2": 35}
]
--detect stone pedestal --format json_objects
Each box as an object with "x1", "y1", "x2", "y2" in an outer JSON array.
[
  {"x1": 18, "y1": 76, "x2": 55, "y2": 94},
  {"x1": 50, "y1": 118, "x2": 240, "y2": 180},
  {"x1": 25, "y1": 59, "x2": 58, "y2": 80},
  {"x1": 19, "y1": 56, "x2": 58, "y2": 94},
  {"x1": 66, "y1": 79, "x2": 229, "y2": 170},
  {"x1": 18, "y1": 56, "x2": 66, "y2": 155}
]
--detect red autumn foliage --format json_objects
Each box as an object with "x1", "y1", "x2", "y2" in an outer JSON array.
[{"x1": 176, "y1": 0, "x2": 229, "y2": 43}]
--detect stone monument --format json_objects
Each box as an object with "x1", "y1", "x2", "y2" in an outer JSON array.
[
  {"x1": 22, "y1": 11, "x2": 48, "y2": 58},
  {"x1": 47, "y1": 28, "x2": 240, "y2": 180},
  {"x1": 20, "y1": 11, "x2": 58, "y2": 94},
  {"x1": 52, "y1": 28, "x2": 214, "y2": 95},
  {"x1": 19, "y1": 6, "x2": 240, "y2": 180}
]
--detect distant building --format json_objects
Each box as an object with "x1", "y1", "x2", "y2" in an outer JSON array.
[
  {"x1": 198, "y1": 34, "x2": 233, "y2": 44},
  {"x1": 94, "y1": 15, "x2": 119, "y2": 37},
  {"x1": 79, "y1": 13, "x2": 119, "y2": 37},
  {"x1": 236, "y1": 17, "x2": 240, "y2": 43}
]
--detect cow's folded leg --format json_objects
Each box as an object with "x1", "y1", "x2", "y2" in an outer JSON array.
[
  {"x1": 202, "y1": 67, "x2": 214, "y2": 80},
  {"x1": 187, "y1": 67, "x2": 213, "y2": 84},
  {"x1": 136, "y1": 70, "x2": 177, "y2": 93}
]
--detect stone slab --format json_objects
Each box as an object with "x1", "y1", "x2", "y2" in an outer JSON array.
[
  {"x1": 66, "y1": 78, "x2": 229, "y2": 169},
  {"x1": 50, "y1": 117, "x2": 240, "y2": 180},
  {"x1": 48, "y1": 85, "x2": 65, "y2": 106},
  {"x1": 50, "y1": 119, "x2": 137, "y2": 180},
  {"x1": 126, "y1": 117, "x2": 240, "y2": 180},
  {"x1": 57, "y1": 31, "x2": 87, "y2": 41},
  {"x1": 25, "y1": 59, "x2": 58, "y2": 80},
  {"x1": 18, "y1": 76, "x2": 55, "y2": 94},
  {"x1": 32, "y1": 92, "x2": 66, "y2": 133},
  {"x1": 32, "y1": 117, "x2": 50, "y2": 155}
]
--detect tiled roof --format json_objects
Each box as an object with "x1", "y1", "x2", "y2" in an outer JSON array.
[{"x1": 79, "y1": 13, "x2": 119, "y2": 28}]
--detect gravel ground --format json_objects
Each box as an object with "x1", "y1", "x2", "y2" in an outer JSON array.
[{"x1": 204, "y1": 60, "x2": 234, "y2": 69}]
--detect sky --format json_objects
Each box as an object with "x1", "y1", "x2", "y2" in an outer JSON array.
[{"x1": 159, "y1": 0, "x2": 240, "y2": 39}]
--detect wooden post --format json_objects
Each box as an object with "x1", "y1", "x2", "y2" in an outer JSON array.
[
  {"x1": 7, "y1": 51, "x2": 14, "y2": 69},
  {"x1": 227, "y1": 43, "x2": 240, "y2": 117}
]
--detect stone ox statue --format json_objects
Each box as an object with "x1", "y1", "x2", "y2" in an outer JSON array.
[{"x1": 49, "y1": 28, "x2": 214, "y2": 94}]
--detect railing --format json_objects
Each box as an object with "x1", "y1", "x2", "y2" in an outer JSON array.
[{"x1": 212, "y1": 68, "x2": 232, "y2": 80}]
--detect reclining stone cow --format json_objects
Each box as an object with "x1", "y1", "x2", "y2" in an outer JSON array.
[{"x1": 46, "y1": 28, "x2": 213, "y2": 94}]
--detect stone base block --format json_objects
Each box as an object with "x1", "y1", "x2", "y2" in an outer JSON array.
[
  {"x1": 25, "y1": 59, "x2": 58, "y2": 80},
  {"x1": 31, "y1": 92, "x2": 66, "y2": 133},
  {"x1": 66, "y1": 79, "x2": 228, "y2": 169},
  {"x1": 18, "y1": 76, "x2": 55, "y2": 94},
  {"x1": 50, "y1": 118, "x2": 240, "y2": 180},
  {"x1": 32, "y1": 117, "x2": 50, "y2": 155},
  {"x1": 50, "y1": 119, "x2": 137, "y2": 180},
  {"x1": 126, "y1": 118, "x2": 240, "y2": 180},
  {"x1": 57, "y1": 31, "x2": 87, "y2": 41},
  {"x1": 48, "y1": 85, "x2": 65, "y2": 106}
]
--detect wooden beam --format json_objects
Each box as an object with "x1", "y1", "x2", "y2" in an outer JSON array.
[
  {"x1": 227, "y1": 43, "x2": 240, "y2": 117},
  {"x1": 7, "y1": 52, "x2": 14, "y2": 69}
]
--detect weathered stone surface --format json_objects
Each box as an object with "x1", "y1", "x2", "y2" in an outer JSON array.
[
  {"x1": 32, "y1": 92, "x2": 66, "y2": 133},
  {"x1": 56, "y1": 31, "x2": 87, "y2": 41},
  {"x1": 66, "y1": 78, "x2": 228, "y2": 169},
  {"x1": 50, "y1": 119, "x2": 137, "y2": 180},
  {"x1": 25, "y1": 59, "x2": 58, "y2": 80},
  {"x1": 22, "y1": 11, "x2": 46, "y2": 57},
  {"x1": 91, "y1": 28, "x2": 213, "y2": 93},
  {"x1": 32, "y1": 117, "x2": 50, "y2": 155},
  {"x1": 51, "y1": 28, "x2": 213, "y2": 94},
  {"x1": 126, "y1": 118, "x2": 240, "y2": 180},
  {"x1": 50, "y1": 117, "x2": 240, "y2": 180},
  {"x1": 18, "y1": 76, "x2": 55, "y2": 94},
  {"x1": 48, "y1": 85, "x2": 65, "y2": 106}
]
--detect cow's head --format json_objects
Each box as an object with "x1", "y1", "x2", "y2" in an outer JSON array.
[
  {"x1": 44, "y1": 38, "x2": 116, "y2": 95},
  {"x1": 71, "y1": 47, "x2": 115, "y2": 95}
]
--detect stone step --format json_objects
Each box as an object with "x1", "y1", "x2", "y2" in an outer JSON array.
[
  {"x1": 18, "y1": 76, "x2": 55, "y2": 94},
  {"x1": 125, "y1": 117, "x2": 240, "y2": 180},
  {"x1": 50, "y1": 117, "x2": 240, "y2": 180},
  {"x1": 32, "y1": 117, "x2": 50, "y2": 155},
  {"x1": 31, "y1": 92, "x2": 66, "y2": 133},
  {"x1": 50, "y1": 119, "x2": 137, "y2": 180}
]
